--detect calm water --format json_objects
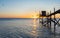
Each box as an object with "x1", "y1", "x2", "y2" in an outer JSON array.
[{"x1": 0, "y1": 18, "x2": 60, "y2": 38}]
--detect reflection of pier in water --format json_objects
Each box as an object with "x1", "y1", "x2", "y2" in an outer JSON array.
[{"x1": 39, "y1": 8, "x2": 60, "y2": 34}]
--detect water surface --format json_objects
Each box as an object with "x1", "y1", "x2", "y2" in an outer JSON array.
[{"x1": 0, "y1": 18, "x2": 60, "y2": 38}]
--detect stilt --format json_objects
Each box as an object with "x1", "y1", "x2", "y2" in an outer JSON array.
[
  {"x1": 54, "y1": 8, "x2": 56, "y2": 34},
  {"x1": 50, "y1": 11, "x2": 51, "y2": 28},
  {"x1": 42, "y1": 16, "x2": 43, "y2": 26}
]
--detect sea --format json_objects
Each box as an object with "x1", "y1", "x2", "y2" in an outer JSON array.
[{"x1": 0, "y1": 18, "x2": 60, "y2": 38}]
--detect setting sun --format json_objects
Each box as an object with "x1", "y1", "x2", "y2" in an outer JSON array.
[{"x1": 32, "y1": 14, "x2": 39, "y2": 18}]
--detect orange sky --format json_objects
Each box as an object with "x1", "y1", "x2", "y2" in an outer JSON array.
[
  {"x1": 0, "y1": 13, "x2": 32, "y2": 18},
  {"x1": 0, "y1": 10, "x2": 39, "y2": 18},
  {"x1": 0, "y1": 12, "x2": 60, "y2": 18}
]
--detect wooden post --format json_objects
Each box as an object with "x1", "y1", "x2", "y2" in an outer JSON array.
[
  {"x1": 47, "y1": 13, "x2": 49, "y2": 26},
  {"x1": 42, "y1": 16, "x2": 43, "y2": 26},
  {"x1": 50, "y1": 11, "x2": 51, "y2": 28},
  {"x1": 47, "y1": 17, "x2": 48, "y2": 26},
  {"x1": 54, "y1": 8, "x2": 56, "y2": 34}
]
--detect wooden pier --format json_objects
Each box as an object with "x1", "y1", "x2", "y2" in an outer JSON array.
[{"x1": 39, "y1": 8, "x2": 60, "y2": 34}]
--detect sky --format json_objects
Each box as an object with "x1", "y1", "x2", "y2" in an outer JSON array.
[{"x1": 0, "y1": 0, "x2": 60, "y2": 18}]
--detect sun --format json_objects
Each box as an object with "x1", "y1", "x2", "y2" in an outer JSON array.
[
  {"x1": 32, "y1": 14, "x2": 38, "y2": 18},
  {"x1": 33, "y1": 16, "x2": 37, "y2": 18}
]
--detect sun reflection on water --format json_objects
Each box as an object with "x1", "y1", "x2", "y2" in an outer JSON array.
[
  {"x1": 33, "y1": 18, "x2": 37, "y2": 30},
  {"x1": 30, "y1": 18, "x2": 38, "y2": 38}
]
